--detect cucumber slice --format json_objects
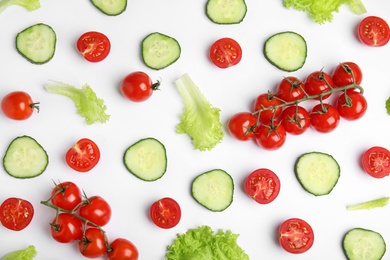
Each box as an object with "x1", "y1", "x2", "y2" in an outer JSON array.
[
  {"x1": 16, "y1": 23, "x2": 56, "y2": 64},
  {"x1": 3, "y1": 136, "x2": 48, "y2": 179},
  {"x1": 90, "y1": 0, "x2": 127, "y2": 16},
  {"x1": 343, "y1": 228, "x2": 386, "y2": 260},
  {"x1": 206, "y1": 0, "x2": 247, "y2": 24},
  {"x1": 264, "y1": 31, "x2": 307, "y2": 72},
  {"x1": 192, "y1": 169, "x2": 234, "y2": 212},
  {"x1": 123, "y1": 138, "x2": 167, "y2": 181},
  {"x1": 295, "y1": 152, "x2": 340, "y2": 196},
  {"x1": 141, "y1": 32, "x2": 181, "y2": 70}
]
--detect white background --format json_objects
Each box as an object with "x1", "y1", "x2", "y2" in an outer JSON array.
[{"x1": 0, "y1": 0, "x2": 390, "y2": 259}]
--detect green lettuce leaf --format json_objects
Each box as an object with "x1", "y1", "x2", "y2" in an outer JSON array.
[
  {"x1": 386, "y1": 96, "x2": 390, "y2": 115},
  {"x1": 175, "y1": 73, "x2": 224, "y2": 151},
  {"x1": 45, "y1": 81, "x2": 110, "y2": 125},
  {"x1": 283, "y1": 0, "x2": 366, "y2": 24},
  {"x1": 347, "y1": 197, "x2": 389, "y2": 211},
  {"x1": 166, "y1": 226, "x2": 249, "y2": 260},
  {"x1": 1, "y1": 245, "x2": 37, "y2": 260},
  {"x1": 0, "y1": 0, "x2": 40, "y2": 14}
]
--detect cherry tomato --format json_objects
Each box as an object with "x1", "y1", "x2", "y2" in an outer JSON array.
[
  {"x1": 227, "y1": 112, "x2": 257, "y2": 141},
  {"x1": 304, "y1": 71, "x2": 334, "y2": 100},
  {"x1": 79, "y1": 227, "x2": 107, "y2": 258},
  {"x1": 120, "y1": 71, "x2": 160, "y2": 102},
  {"x1": 253, "y1": 93, "x2": 283, "y2": 122},
  {"x1": 254, "y1": 121, "x2": 286, "y2": 150},
  {"x1": 150, "y1": 197, "x2": 181, "y2": 229},
  {"x1": 65, "y1": 138, "x2": 100, "y2": 172},
  {"x1": 51, "y1": 181, "x2": 82, "y2": 211},
  {"x1": 76, "y1": 31, "x2": 111, "y2": 62},
  {"x1": 51, "y1": 213, "x2": 83, "y2": 243},
  {"x1": 361, "y1": 146, "x2": 390, "y2": 178},
  {"x1": 0, "y1": 197, "x2": 34, "y2": 231},
  {"x1": 276, "y1": 76, "x2": 305, "y2": 102},
  {"x1": 1, "y1": 91, "x2": 39, "y2": 120},
  {"x1": 245, "y1": 168, "x2": 281, "y2": 204},
  {"x1": 280, "y1": 106, "x2": 310, "y2": 135},
  {"x1": 358, "y1": 16, "x2": 390, "y2": 47},
  {"x1": 79, "y1": 196, "x2": 112, "y2": 227},
  {"x1": 310, "y1": 103, "x2": 340, "y2": 133},
  {"x1": 279, "y1": 218, "x2": 314, "y2": 254},
  {"x1": 335, "y1": 90, "x2": 367, "y2": 120},
  {"x1": 332, "y1": 62, "x2": 363, "y2": 87},
  {"x1": 108, "y1": 238, "x2": 139, "y2": 260},
  {"x1": 209, "y1": 37, "x2": 242, "y2": 68}
]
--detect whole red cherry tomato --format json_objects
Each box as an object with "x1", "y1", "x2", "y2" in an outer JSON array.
[
  {"x1": 304, "y1": 71, "x2": 334, "y2": 100},
  {"x1": 51, "y1": 213, "x2": 83, "y2": 243},
  {"x1": 280, "y1": 106, "x2": 311, "y2": 135},
  {"x1": 78, "y1": 227, "x2": 107, "y2": 258},
  {"x1": 276, "y1": 76, "x2": 305, "y2": 102},
  {"x1": 120, "y1": 71, "x2": 160, "y2": 102},
  {"x1": 253, "y1": 93, "x2": 283, "y2": 122},
  {"x1": 310, "y1": 103, "x2": 340, "y2": 133},
  {"x1": 332, "y1": 62, "x2": 363, "y2": 87},
  {"x1": 227, "y1": 112, "x2": 257, "y2": 141},
  {"x1": 51, "y1": 181, "x2": 82, "y2": 211},
  {"x1": 107, "y1": 238, "x2": 139, "y2": 260},
  {"x1": 1, "y1": 91, "x2": 39, "y2": 120},
  {"x1": 79, "y1": 196, "x2": 112, "y2": 227},
  {"x1": 0, "y1": 197, "x2": 34, "y2": 231},
  {"x1": 335, "y1": 90, "x2": 367, "y2": 120},
  {"x1": 76, "y1": 31, "x2": 111, "y2": 62},
  {"x1": 254, "y1": 121, "x2": 286, "y2": 150}
]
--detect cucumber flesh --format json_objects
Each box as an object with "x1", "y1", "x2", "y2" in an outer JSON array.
[
  {"x1": 123, "y1": 138, "x2": 167, "y2": 181},
  {"x1": 343, "y1": 228, "x2": 386, "y2": 260},
  {"x1": 141, "y1": 32, "x2": 181, "y2": 70},
  {"x1": 295, "y1": 152, "x2": 340, "y2": 196},
  {"x1": 3, "y1": 136, "x2": 48, "y2": 179},
  {"x1": 206, "y1": 0, "x2": 247, "y2": 24},
  {"x1": 90, "y1": 0, "x2": 127, "y2": 16},
  {"x1": 16, "y1": 23, "x2": 56, "y2": 64},
  {"x1": 264, "y1": 31, "x2": 307, "y2": 72},
  {"x1": 192, "y1": 169, "x2": 234, "y2": 212}
]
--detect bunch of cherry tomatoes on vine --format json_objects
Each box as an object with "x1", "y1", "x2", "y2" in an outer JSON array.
[{"x1": 228, "y1": 62, "x2": 367, "y2": 150}]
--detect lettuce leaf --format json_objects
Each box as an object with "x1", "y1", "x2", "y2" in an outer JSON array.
[
  {"x1": 175, "y1": 73, "x2": 224, "y2": 151},
  {"x1": 347, "y1": 197, "x2": 389, "y2": 211},
  {"x1": 45, "y1": 81, "x2": 110, "y2": 125},
  {"x1": 283, "y1": 0, "x2": 366, "y2": 24},
  {"x1": 166, "y1": 226, "x2": 249, "y2": 260},
  {"x1": 1, "y1": 245, "x2": 37, "y2": 260},
  {"x1": 386, "y1": 96, "x2": 390, "y2": 116},
  {"x1": 0, "y1": 0, "x2": 40, "y2": 14}
]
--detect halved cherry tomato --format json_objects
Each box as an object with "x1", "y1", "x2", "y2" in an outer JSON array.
[
  {"x1": 245, "y1": 168, "x2": 280, "y2": 204},
  {"x1": 335, "y1": 90, "x2": 367, "y2": 120},
  {"x1": 276, "y1": 76, "x2": 305, "y2": 102},
  {"x1": 362, "y1": 146, "x2": 390, "y2": 178},
  {"x1": 332, "y1": 62, "x2": 363, "y2": 87},
  {"x1": 209, "y1": 37, "x2": 242, "y2": 68},
  {"x1": 0, "y1": 197, "x2": 34, "y2": 231},
  {"x1": 280, "y1": 106, "x2": 310, "y2": 135},
  {"x1": 65, "y1": 138, "x2": 100, "y2": 172},
  {"x1": 227, "y1": 112, "x2": 257, "y2": 141},
  {"x1": 79, "y1": 227, "x2": 107, "y2": 258},
  {"x1": 51, "y1": 181, "x2": 82, "y2": 211},
  {"x1": 1, "y1": 91, "x2": 39, "y2": 120},
  {"x1": 279, "y1": 218, "x2": 314, "y2": 254},
  {"x1": 358, "y1": 16, "x2": 390, "y2": 47},
  {"x1": 254, "y1": 121, "x2": 286, "y2": 150},
  {"x1": 79, "y1": 196, "x2": 112, "y2": 227},
  {"x1": 304, "y1": 71, "x2": 334, "y2": 100},
  {"x1": 76, "y1": 31, "x2": 111, "y2": 62},
  {"x1": 51, "y1": 213, "x2": 83, "y2": 243},
  {"x1": 150, "y1": 197, "x2": 181, "y2": 229},
  {"x1": 120, "y1": 71, "x2": 160, "y2": 102},
  {"x1": 310, "y1": 103, "x2": 340, "y2": 133},
  {"x1": 108, "y1": 238, "x2": 139, "y2": 260},
  {"x1": 253, "y1": 93, "x2": 283, "y2": 123}
]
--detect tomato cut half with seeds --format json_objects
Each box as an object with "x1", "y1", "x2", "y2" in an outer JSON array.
[
  {"x1": 76, "y1": 31, "x2": 111, "y2": 62},
  {"x1": 358, "y1": 16, "x2": 390, "y2": 47},
  {"x1": 279, "y1": 218, "x2": 314, "y2": 254},
  {"x1": 362, "y1": 146, "x2": 390, "y2": 178},
  {"x1": 0, "y1": 197, "x2": 34, "y2": 231},
  {"x1": 150, "y1": 197, "x2": 181, "y2": 229},
  {"x1": 65, "y1": 138, "x2": 100, "y2": 172},
  {"x1": 209, "y1": 37, "x2": 242, "y2": 68},
  {"x1": 245, "y1": 168, "x2": 281, "y2": 204}
]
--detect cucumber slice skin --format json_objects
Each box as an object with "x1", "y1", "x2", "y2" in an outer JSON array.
[
  {"x1": 90, "y1": 0, "x2": 127, "y2": 16},
  {"x1": 206, "y1": 0, "x2": 247, "y2": 24},
  {"x1": 16, "y1": 23, "x2": 56, "y2": 65},
  {"x1": 264, "y1": 31, "x2": 307, "y2": 72},
  {"x1": 123, "y1": 138, "x2": 167, "y2": 182},
  {"x1": 141, "y1": 32, "x2": 181, "y2": 70},
  {"x1": 295, "y1": 152, "x2": 340, "y2": 196},
  {"x1": 343, "y1": 228, "x2": 386, "y2": 260},
  {"x1": 3, "y1": 135, "x2": 49, "y2": 179},
  {"x1": 192, "y1": 169, "x2": 234, "y2": 212}
]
